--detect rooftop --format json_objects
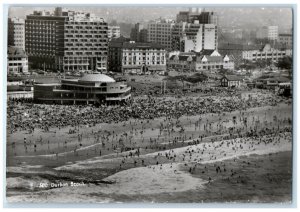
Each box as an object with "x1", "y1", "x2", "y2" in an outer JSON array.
[
  {"x1": 109, "y1": 41, "x2": 165, "y2": 50},
  {"x1": 7, "y1": 47, "x2": 27, "y2": 58},
  {"x1": 79, "y1": 74, "x2": 116, "y2": 83},
  {"x1": 223, "y1": 75, "x2": 242, "y2": 81}
]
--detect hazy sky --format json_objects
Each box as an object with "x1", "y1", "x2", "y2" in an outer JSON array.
[{"x1": 8, "y1": 6, "x2": 293, "y2": 30}]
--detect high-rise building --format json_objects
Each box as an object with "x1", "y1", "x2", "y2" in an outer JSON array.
[
  {"x1": 147, "y1": 9, "x2": 218, "y2": 52},
  {"x1": 108, "y1": 26, "x2": 121, "y2": 40},
  {"x1": 8, "y1": 17, "x2": 25, "y2": 50},
  {"x1": 172, "y1": 22, "x2": 218, "y2": 52},
  {"x1": 256, "y1": 26, "x2": 278, "y2": 40},
  {"x1": 130, "y1": 23, "x2": 143, "y2": 41},
  {"x1": 147, "y1": 19, "x2": 175, "y2": 50},
  {"x1": 176, "y1": 8, "x2": 217, "y2": 25},
  {"x1": 130, "y1": 23, "x2": 148, "y2": 42},
  {"x1": 139, "y1": 29, "x2": 148, "y2": 43},
  {"x1": 25, "y1": 7, "x2": 108, "y2": 72}
]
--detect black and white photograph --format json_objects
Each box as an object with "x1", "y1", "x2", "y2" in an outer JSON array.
[{"x1": 3, "y1": 2, "x2": 296, "y2": 206}]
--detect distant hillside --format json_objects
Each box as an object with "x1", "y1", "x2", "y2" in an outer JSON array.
[{"x1": 8, "y1": 6, "x2": 293, "y2": 32}]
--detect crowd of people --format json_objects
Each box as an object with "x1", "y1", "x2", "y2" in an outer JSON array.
[{"x1": 7, "y1": 90, "x2": 287, "y2": 134}]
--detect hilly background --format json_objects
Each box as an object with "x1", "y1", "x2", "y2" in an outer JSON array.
[{"x1": 8, "y1": 6, "x2": 293, "y2": 37}]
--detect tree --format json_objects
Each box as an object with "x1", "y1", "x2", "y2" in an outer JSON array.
[
  {"x1": 254, "y1": 59, "x2": 267, "y2": 70},
  {"x1": 239, "y1": 60, "x2": 256, "y2": 70},
  {"x1": 276, "y1": 56, "x2": 292, "y2": 70}
]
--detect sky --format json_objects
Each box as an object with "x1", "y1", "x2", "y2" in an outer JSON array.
[{"x1": 8, "y1": 6, "x2": 293, "y2": 31}]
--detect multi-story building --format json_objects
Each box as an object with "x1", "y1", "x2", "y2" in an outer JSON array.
[
  {"x1": 108, "y1": 26, "x2": 121, "y2": 40},
  {"x1": 278, "y1": 33, "x2": 292, "y2": 47},
  {"x1": 7, "y1": 46, "x2": 28, "y2": 74},
  {"x1": 34, "y1": 73, "x2": 131, "y2": 105},
  {"x1": 242, "y1": 44, "x2": 292, "y2": 62},
  {"x1": 147, "y1": 19, "x2": 175, "y2": 51},
  {"x1": 8, "y1": 17, "x2": 25, "y2": 50},
  {"x1": 256, "y1": 26, "x2": 278, "y2": 40},
  {"x1": 130, "y1": 23, "x2": 143, "y2": 42},
  {"x1": 139, "y1": 29, "x2": 148, "y2": 43},
  {"x1": 148, "y1": 9, "x2": 218, "y2": 53},
  {"x1": 172, "y1": 22, "x2": 217, "y2": 52},
  {"x1": 109, "y1": 40, "x2": 166, "y2": 74},
  {"x1": 168, "y1": 50, "x2": 234, "y2": 72},
  {"x1": 25, "y1": 7, "x2": 108, "y2": 72},
  {"x1": 167, "y1": 52, "x2": 197, "y2": 72},
  {"x1": 130, "y1": 23, "x2": 148, "y2": 43},
  {"x1": 176, "y1": 8, "x2": 217, "y2": 25},
  {"x1": 218, "y1": 43, "x2": 263, "y2": 64}
]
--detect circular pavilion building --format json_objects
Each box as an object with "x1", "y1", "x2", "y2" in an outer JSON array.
[{"x1": 34, "y1": 74, "x2": 131, "y2": 105}]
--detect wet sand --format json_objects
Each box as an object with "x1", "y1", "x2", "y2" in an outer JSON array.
[{"x1": 6, "y1": 91, "x2": 293, "y2": 203}]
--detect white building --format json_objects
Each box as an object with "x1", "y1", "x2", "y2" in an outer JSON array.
[
  {"x1": 7, "y1": 46, "x2": 28, "y2": 74},
  {"x1": 167, "y1": 50, "x2": 234, "y2": 72},
  {"x1": 109, "y1": 40, "x2": 167, "y2": 73},
  {"x1": 256, "y1": 26, "x2": 278, "y2": 40},
  {"x1": 195, "y1": 50, "x2": 234, "y2": 71},
  {"x1": 242, "y1": 44, "x2": 292, "y2": 62},
  {"x1": 174, "y1": 22, "x2": 217, "y2": 52},
  {"x1": 108, "y1": 26, "x2": 121, "y2": 40}
]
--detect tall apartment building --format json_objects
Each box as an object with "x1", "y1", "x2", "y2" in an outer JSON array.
[
  {"x1": 8, "y1": 17, "x2": 25, "y2": 50},
  {"x1": 256, "y1": 26, "x2": 278, "y2": 40},
  {"x1": 108, "y1": 26, "x2": 120, "y2": 40},
  {"x1": 147, "y1": 9, "x2": 218, "y2": 53},
  {"x1": 172, "y1": 22, "x2": 217, "y2": 52},
  {"x1": 130, "y1": 23, "x2": 148, "y2": 43},
  {"x1": 147, "y1": 19, "x2": 175, "y2": 51},
  {"x1": 109, "y1": 40, "x2": 166, "y2": 73},
  {"x1": 25, "y1": 7, "x2": 108, "y2": 72},
  {"x1": 176, "y1": 8, "x2": 218, "y2": 25}
]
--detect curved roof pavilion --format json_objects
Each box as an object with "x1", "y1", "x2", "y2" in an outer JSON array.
[{"x1": 79, "y1": 74, "x2": 116, "y2": 83}]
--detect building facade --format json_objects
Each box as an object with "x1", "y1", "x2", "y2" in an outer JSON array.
[
  {"x1": 8, "y1": 17, "x2": 25, "y2": 50},
  {"x1": 278, "y1": 33, "x2": 292, "y2": 47},
  {"x1": 168, "y1": 50, "x2": 234, "y2": 72},
  {"x1": 256, "y1": 26, "x2": 278, "y2": 40},
  {"x1": 242, "y1": 44, "x2": 292, "y2": 62},
  {"x1": 167, "y1": 53, "x2": 197, "y2": 72},
  {"x1": 34, "y1": 74, "x2": 131, "y2": 105},
  {"x1": 220, "y1": 75, "x2": 242, "y2": 87},
  {"x1": 7, "y1": 46, "x2": 28, "y2": 74},
  {"x1": 173, "y1": 22, "x2": 218, "y2": 52},
  {"x1": 176, "y1": 8, "x2": 217, "y2": 25},
  {"x1": 218, "y1": 43, "x2": 263, "y2": 65},
  {"x1": 130, "y1": 23, "x2": 143, "y2": 42},
  {"x1": 25, "y1": 7, "x2": 108, "y2": 72},
  {"x1": 109, "y1": 41, "x2": 166, "y2": 74},
  {"x1": 108, "y1": 26, "x2": 121, "y2": 40},
  {"x1": 147, "y1": 19, "x2": 175, "y2": 51}
]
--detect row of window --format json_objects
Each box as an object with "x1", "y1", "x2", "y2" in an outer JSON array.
[
  {"x1": 66, "y1": 22, "x2": 107, "y2": 26},
  {"x1": 65, "y1": 34, "x2": 107, "y2": 38},
  {"x1": 65, "y1": 52, "x2": 107, "y2": 56},
  {"x1": 65, "y1": 38, "x2": 107, "y2": 42},
  {"x1": 8, "y1": 62, "x2": 28, "y2": 66},
  {"x1": 65, "y1": 30, "x2": 107, "y2": 34},
  {"x1": 122, "y1": 61, "x2": 164, "y2": 65},
  {"x1": 65, "y1": 47, "x2": 106, "y2": 51}
]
